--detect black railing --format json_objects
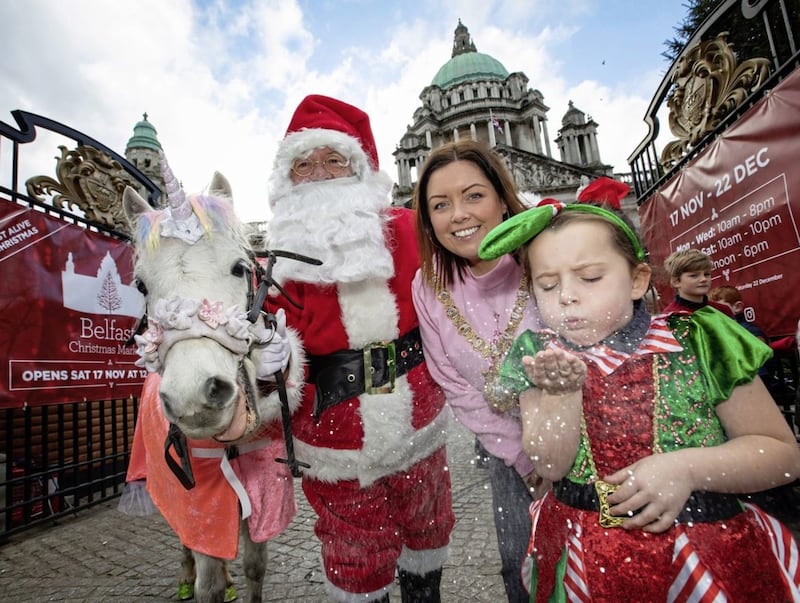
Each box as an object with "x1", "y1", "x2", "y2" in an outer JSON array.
[
  {"x1": 627, "y1": 0, "x2": 800, "y2": 202},
  {"x1": 0, "y1": 111, "x2": 154, "y2": 540},
  {"x1": 0, "y1": 110, "x2": 160, "y2": 207},
  {"x1": 0, "y1": 399, "x2": 139, "y2": 538}
]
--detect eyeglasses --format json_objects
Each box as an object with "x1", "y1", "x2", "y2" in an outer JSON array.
[{"x1": 291, "y1": 153, "x2": 351, "y2": 178}]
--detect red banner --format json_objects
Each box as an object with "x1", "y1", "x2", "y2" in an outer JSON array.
[
  {"x1": 640, "y1": 68, "x2": 800, "y2": 337},
  {"x1": 0, "y1": 199, "x2": 146, "y2": 407}
]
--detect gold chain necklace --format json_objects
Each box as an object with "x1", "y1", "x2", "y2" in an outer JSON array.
[{"x1": 436, "y1": 275, "x2": 530, "y2": 412}]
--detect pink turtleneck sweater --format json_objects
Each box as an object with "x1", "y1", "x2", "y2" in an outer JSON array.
[{"x1": 412, "y1": 254, "x2": 540, "y2": 477}]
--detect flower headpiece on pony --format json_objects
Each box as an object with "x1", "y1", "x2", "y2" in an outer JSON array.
[{"x1": 478, "y1": 201, "x2": 646, "y2": 262}]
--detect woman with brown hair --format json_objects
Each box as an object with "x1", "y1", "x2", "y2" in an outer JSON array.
[{"x1": 411, "y1": 140, "x2": 543, "y2": 602}]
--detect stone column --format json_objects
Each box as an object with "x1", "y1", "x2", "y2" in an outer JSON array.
[
  {"x1": 532, "y1": 116, "x2": 542, "y2": 154},
  {"x1": 396, "y1": 157, "x2": 407, "y2": 188},
  {"x1": 583, "y1": 135, "x2": 594, "y2": 164},
  {"x1": 568, "y1": 135, "x2": 580, "y2": 164},
  {"x1": 541, "y1": 119, "x2": 552, "y2": 157},
  {"x1": 590, "y1": 134, "x2": 601, "y2": 164}
]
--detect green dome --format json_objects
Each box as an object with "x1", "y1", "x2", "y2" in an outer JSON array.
[
  {"x1": 431, "y1": 52, "x2": 509, "y2": 89},
  {"x1": 126, "y1": 113, "x2": 162, "y2": 151}
]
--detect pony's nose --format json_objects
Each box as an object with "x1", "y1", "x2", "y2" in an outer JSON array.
[
  {"x1": 159, "y1": 377, "x2": 236, "y2": 423},
  {"x1": 204, "y1": 376, "x2": 235, "y2": 408}
]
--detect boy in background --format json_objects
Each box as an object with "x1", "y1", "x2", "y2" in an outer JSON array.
[{"x1": 662, "y1": 249, "x2": 734, "y2": 317}]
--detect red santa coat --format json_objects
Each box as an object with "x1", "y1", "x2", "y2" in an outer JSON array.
[{"x1": 267, "y1": 208, "x2": 449, "y2": 486}]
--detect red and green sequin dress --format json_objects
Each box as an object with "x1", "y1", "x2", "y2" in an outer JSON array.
[{"x1": 499, "y1": 307, "x2": 800, "y2": 602}]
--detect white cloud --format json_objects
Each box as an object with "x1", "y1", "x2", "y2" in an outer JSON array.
[{"x1": 1, "y1": 0, "x2": 684, "y2": 223}]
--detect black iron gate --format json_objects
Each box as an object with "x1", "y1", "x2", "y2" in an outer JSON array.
[{"x1": 0, "y1": 111, "x2": 158, "y2": 540}]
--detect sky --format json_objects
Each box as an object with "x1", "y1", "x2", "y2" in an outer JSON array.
[{"x1": 0, "y1": 0, "x2": 690, "y2": 223}]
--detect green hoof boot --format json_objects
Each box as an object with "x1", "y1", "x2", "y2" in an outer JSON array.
[{"x1": 177, "y1": 581, "x2": 194, "y2": 600}]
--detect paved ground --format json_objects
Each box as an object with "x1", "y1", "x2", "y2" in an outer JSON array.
[
  {"x1": 0, "y1": 420, "x2": 507, "y2": 602},
  {"x1": 1, "y1": 419, "x2": 799, "y2": 603}
]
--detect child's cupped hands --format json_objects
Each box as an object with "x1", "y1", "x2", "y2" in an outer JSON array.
[
  {"x1": 603, "y1": 453, "x2": 695, "y2": 533},
  {"x1": 522, "y1": 348, "x2": 587, "y2": 395}
]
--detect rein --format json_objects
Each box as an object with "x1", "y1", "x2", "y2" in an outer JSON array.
[
  {"x1": 246, "y1": 249, "x2": 323, "y2": 323},
  {"x1": 247, "y1": 249, "x2": 320, "y2": 478}
]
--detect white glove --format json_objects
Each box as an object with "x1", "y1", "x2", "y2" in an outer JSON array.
[{"x1": 251, "y1": 308, "x2": 290, "y2": 380}]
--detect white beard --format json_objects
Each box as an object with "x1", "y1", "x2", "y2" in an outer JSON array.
[{"x1": 267, "y1": 173, "x2": 396, "y2": 285}]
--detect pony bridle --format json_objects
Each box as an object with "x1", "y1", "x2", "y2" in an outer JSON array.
[
  {"x1": 134, "y1": 248, "x2": 321, "y2": 377},
  {"x1": 134, "y1": 261, "x2": 265, "y2": 442},
  {"x1": 135, "y1": 295, "x2": 255, "y2": 376},
  {"x1": 131, "y1": 249, "x2": 320, "y2": 488}
]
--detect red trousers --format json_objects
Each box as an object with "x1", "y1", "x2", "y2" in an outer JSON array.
[{"x1": 302, "y1": 446, "x2": 454, "y2": 595}]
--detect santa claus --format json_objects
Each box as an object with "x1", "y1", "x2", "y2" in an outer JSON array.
[{"x1": 259, "y1": 94, "x2": 454, "y2": 602}]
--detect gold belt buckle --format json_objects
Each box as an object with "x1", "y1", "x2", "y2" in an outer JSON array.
[
  {"x1": 363, "y1": 341, "x2": 396, "y2": 395},
  {"x1": 594, "y1": 480, "x2": 624, "y2": 528}
]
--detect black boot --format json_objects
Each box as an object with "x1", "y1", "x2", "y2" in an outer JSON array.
[{"x1": 398, "y1": 568, "x2": 442, "y2": 603}]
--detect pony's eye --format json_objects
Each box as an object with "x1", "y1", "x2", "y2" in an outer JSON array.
[
  {"x1": 135, "y1": 278, "x2": 148, "y2": 296},
  {"x1": 231, "y1": 260, "x2": 248, "y2": 278}
]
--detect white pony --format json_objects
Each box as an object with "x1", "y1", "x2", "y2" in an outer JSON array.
[
  {"x1": 126, "y1": 172, "x2": 272, "y2": 439},
  {"x1": 122, "y1": 158, "x2": 298, "y2": 603}
]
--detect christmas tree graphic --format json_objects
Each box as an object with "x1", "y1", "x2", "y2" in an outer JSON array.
[{"x1": 96, "y1": 271, "x2": 123, "y2": 314}]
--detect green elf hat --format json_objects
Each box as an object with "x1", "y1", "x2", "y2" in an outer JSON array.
[{"x1": 478, "y1": 201, "x2": 646, "y2": 262}]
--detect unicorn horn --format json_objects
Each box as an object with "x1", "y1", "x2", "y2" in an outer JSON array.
[{"x1": 159, "y1": 150, "x2": 192, "y2": 220}]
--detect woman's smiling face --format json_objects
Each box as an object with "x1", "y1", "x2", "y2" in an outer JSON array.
[{"x1": 426, "y1": 160, "x2": 507, "y2": 276}]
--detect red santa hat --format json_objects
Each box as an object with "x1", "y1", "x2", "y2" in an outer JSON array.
[
  {"x1": 273, "y1": 95, "x2": 379, "y2": 179},
  {"x1": 575, "y1": 176, "x2": 629, "y2": 210}
]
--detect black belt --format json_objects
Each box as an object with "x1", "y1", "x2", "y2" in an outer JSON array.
[
  {"x1": 308, "y1": 327, "x2": 425, "y2": 420},
  {"x1": 553, "y1": 479, "x2": 743, "y2": 526}
]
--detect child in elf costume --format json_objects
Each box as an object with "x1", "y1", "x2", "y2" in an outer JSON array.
[{"x1": 478, "y1": 191, "x2": 800, "y2": 601}]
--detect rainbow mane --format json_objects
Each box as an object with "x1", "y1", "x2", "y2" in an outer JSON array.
[
  {"x1": 134, "y1": 210, "x2": 165, "y2": 252},
  {"x1": 188, "y1": 194, "x2": 238, "y2": 236},
  {"x1": 133, "y1": 192, "x2": 245, "y2": 254}
]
